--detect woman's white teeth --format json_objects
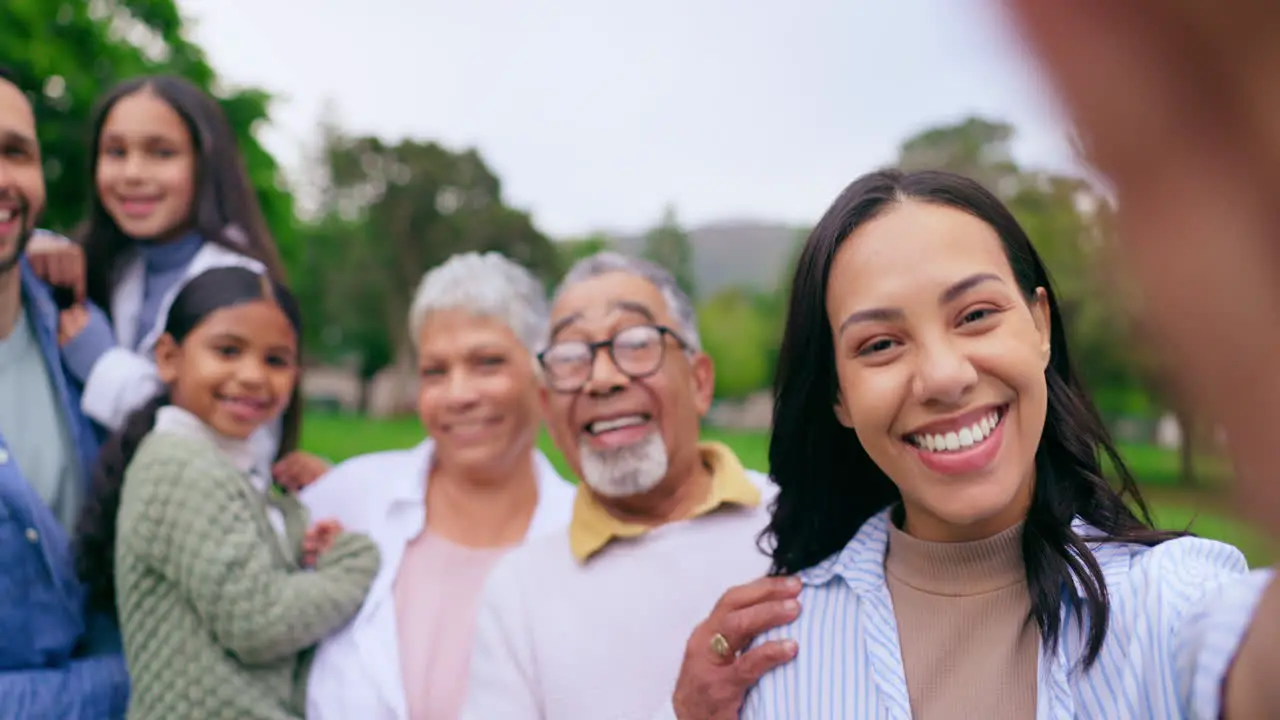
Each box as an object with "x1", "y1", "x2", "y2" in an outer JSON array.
[
  {"x1": 0, "y1": 209, "x2": 14, "y2": 222},
  {"x1": 913, "y1": 410, "x2": 1001, "y2": 453}
]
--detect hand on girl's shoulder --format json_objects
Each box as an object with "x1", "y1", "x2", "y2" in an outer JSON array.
[{"x1": 26, "y1": 229, "x2": 86, "y2": 302}]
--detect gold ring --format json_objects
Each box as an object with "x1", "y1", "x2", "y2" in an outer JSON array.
[{"x1": 710, "y1": 632, "x2": 732, "y2": 659}]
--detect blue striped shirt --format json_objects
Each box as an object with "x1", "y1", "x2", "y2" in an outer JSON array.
[
  {"x1": 742, "y1": 509, "x2": 1260, "y2": 719},
  {"x1": 1176, "y1": 567, "x2": 1274, "y2": 719}
]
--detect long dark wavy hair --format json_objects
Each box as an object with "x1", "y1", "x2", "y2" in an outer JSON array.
[
  {"x1": 80, "y1": 75, "x2": 288, "y2": 317},
  {"x1": 76, "y1": 266, "x2": 303, "y2": 615},
  {"x1": 764, "y1": 169, "x2": 1183, "y2": 669}
]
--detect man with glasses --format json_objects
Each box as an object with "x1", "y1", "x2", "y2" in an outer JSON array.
[{"x1": 462, "y1": 252, "x2": 798, "y2": 720}]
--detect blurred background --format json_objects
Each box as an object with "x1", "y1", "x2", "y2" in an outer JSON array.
[{"x1": 5, "y1": 0, "x2": 1268, "y2": 563}]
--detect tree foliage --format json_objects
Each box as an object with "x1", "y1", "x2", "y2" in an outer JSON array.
[
  {"x1": 899, "y1": 117, "x2": 1021, "y2": 197},
  {"x1": 299, "y1": 127, "x2": 560, "y2": 408},
  {"x1": 697, "y1": 286, "x2": 774, "y2": 400},
  {"x1": 642, "y1": 205, "x2": 698, "y2": 301},
  {"x1": 3, "y1": 9, "x2": 1180, "y2": 444},
  {"x1": 0, "y1": 0, "x2": 296, "y2": 261}
]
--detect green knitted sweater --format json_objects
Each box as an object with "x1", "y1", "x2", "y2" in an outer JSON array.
[{"x1": 114, "y1": 430, "x2": 380, "y2": 720}]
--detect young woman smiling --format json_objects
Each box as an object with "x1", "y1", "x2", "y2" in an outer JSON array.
[{"x1": 740, "y1": 170, "x2": 1252, "y2": 719}]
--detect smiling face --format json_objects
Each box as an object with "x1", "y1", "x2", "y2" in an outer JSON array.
[
  {"x1": 540, "y1": 271, "x2": 713, "y2": 499},
  {"x1": 415, "y1": 308, "x2": 541, "y2": 478},
  {"x1": 827, "y1": 200, "x2": 1052, "y2": 542},
  {"x1": 94, "y1": 88, "x2": 197, "y2": 242},
  {"x1": 0, "y1": 78, "x2": 43, "y2": 270},
  {"x1": 154, "y1": 299, "x2": 299, "y2": 440}
]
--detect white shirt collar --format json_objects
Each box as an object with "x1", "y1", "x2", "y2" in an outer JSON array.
[{"x1": 153, "y1": 404, "x2": 261, "y2": 476}]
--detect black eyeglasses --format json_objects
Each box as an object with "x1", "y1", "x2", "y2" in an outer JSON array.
[{"x1": 537, "y1": 324, "x2": 689, "y2": 393}]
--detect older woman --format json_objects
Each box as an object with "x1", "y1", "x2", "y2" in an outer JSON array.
[{"x1": 301, "y1": 252, "x2": 575, "y2": 720}]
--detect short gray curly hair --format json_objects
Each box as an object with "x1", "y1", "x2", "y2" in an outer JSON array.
[
  {"x1": 554, "y1": 251, "x2": 701, "y2": 350},
  {"x1": 408, "y1": 251, "x2": 549, "y2": 355}
]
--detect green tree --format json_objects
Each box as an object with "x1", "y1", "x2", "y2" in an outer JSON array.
[
  {"x1": 642, "y1": 205, "x2": 697, "y2": 300},
  {"x1": 697, "y1": 287, "x2": 773, "y2": 399},
  {"x1": 899, "y1": 116, "x2": 1020, "y2": 197},
  {"x1": 302, "y1": 129, "x2": 559, "y2": 410},
  {"x1": 1004, "y1": 173, "x2": 1143, "y2": 405},
  {"x1": 749, "y1": 287, "x2": 786, "y2": 391},
  {"x1": 0, "y1": 0, "x2": 296, "y2": 260}
]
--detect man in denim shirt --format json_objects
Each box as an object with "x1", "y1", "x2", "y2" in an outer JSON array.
[{"x1": 0, "y1": 66, "x2": 129, "y2": 718}]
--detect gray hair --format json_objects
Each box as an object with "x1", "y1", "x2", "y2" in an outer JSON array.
[
  {"x1": 554, "y1": 251, "x2": 701, "y2": 350},
  {"x1": 408, "y1": 251, "x2": 549, "y2": 355}
]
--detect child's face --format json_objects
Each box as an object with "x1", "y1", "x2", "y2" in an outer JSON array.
[
  {"x1": 95, "y1": 88, "x2": 196, "y2": 242},
  {"x1": 155, "y1": 299, "x2": 298, "y2": 441}
]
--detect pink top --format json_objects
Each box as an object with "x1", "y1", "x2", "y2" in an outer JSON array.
[{"x1": 393, "y1": 528, "x2": 511, "y2": 720}]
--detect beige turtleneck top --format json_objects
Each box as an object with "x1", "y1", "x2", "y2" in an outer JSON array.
[{"x1": 885, "y1": 518, "x2": 1039, "y2": 719}]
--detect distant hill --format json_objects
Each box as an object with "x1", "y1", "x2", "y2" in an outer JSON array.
[{"x1": 607, "y1": 220, "x2": 805, "y2": 298}]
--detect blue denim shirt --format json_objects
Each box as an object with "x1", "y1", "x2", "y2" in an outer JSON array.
[{"x1": 0, "y1": 259, "x2": 129, "y2": 718}]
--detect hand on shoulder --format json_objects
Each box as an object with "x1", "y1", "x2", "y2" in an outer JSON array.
[{"x1": 26, "y1": 230, "x2": 85, "y2": 302}]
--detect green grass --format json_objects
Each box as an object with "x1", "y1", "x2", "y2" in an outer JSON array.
[
  {"x1": 302, "y1": 412, "x2": 1274, "y2": 567},
  {"x1": 1143, "y1": 502, "x2": 1273, "y2": 568},
  {"x1": 1102, "y1": 442, "x2": 1232, "y2": 489},
  {"x1": 303, "y1": 413, "x2": 425, "y2": 461}
]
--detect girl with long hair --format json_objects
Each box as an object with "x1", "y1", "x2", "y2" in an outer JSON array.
[
  {"x1": 75, "y1": 266, "x2": 379, "y2": 720},
  {"x1": 741, "y1": 169, "x2": 1251, "y2": 718},
  {"x1": 38, "y1": 74, "x2": 327, "y2": 486}
]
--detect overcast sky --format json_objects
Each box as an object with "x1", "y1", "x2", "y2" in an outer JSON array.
[{"x1": 176, "y1": 0, "x2": 1074, "y2": 238}]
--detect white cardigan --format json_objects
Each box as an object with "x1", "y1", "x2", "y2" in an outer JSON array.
[{"x1": 300, "y1": 439, "x2": 576, "y2": 720}]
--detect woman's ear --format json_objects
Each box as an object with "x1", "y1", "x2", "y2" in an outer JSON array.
[
  {"x1": 153, "y1": 334, "x2": 181, "y2": 385},
  {"x1": 1031, "y1": 287, "x2": 1052, "y2": 367},
  {"x1": 833, "y1": 391, "x2": 854, "y2": 428}
]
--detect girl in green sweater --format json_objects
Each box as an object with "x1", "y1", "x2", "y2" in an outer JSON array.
[{"x1": 75, "y1": 266, "x2": 381, "y2": 720}]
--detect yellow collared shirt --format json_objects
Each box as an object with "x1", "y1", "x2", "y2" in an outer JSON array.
[{"x1": 569, "y1": 440, "x2": 762, "y2": 562}]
